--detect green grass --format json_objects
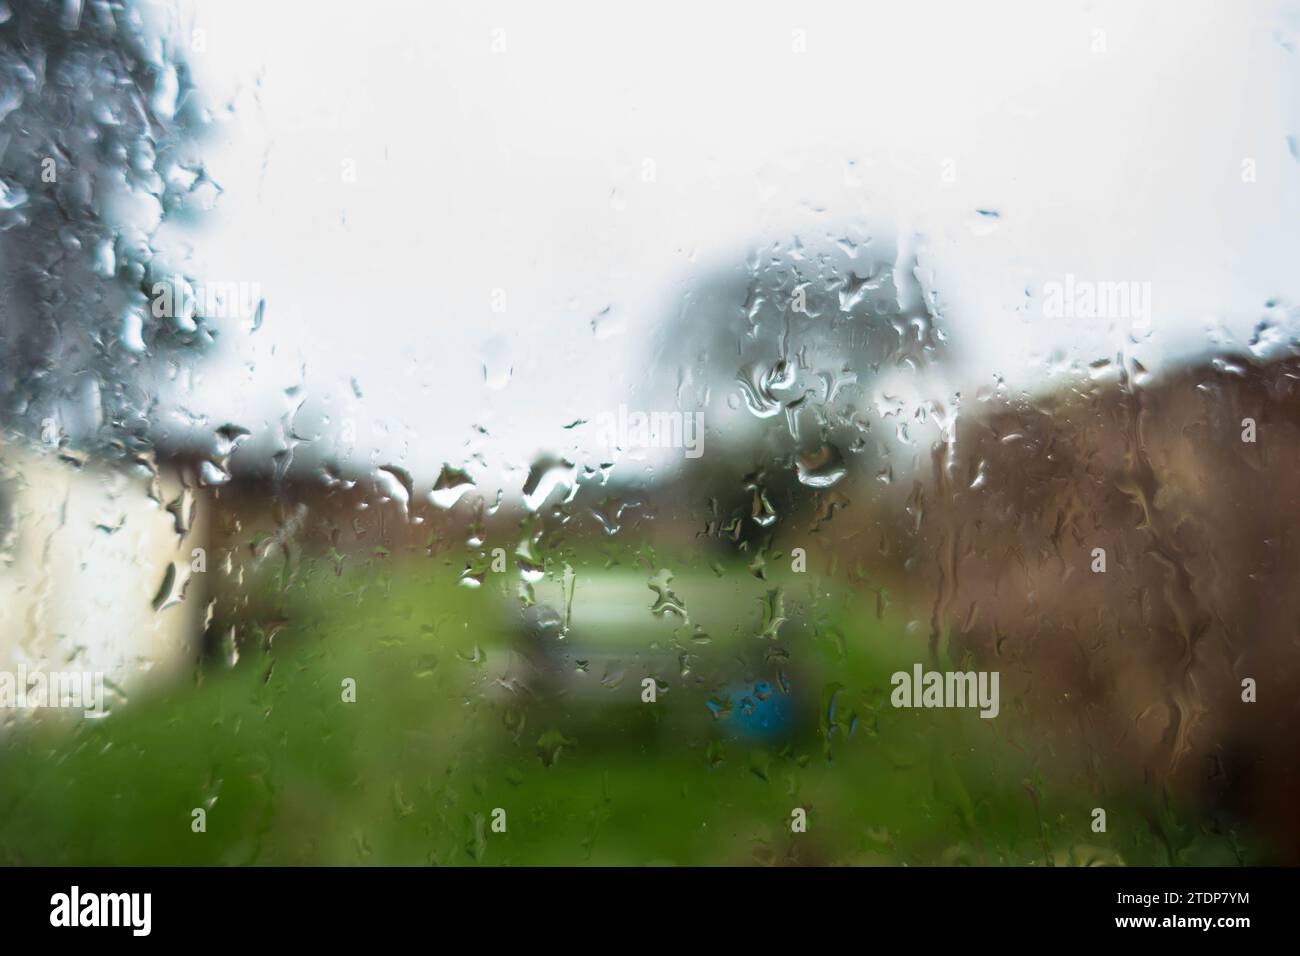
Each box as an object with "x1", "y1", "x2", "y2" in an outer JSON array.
[{"x1": 0, "y1": 557, "x2": 1257, "y2": 865}]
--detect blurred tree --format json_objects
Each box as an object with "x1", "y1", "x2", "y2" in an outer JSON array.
[
  {"x1": 0, "y1": 0, "x2": 211, "y2": 456},
  {"x1": 641, "y1": 229, "x2": 951, "y2": 553}
]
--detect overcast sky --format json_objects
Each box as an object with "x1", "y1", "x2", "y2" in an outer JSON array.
[{"x1": 154, "y1": 0, "x2": 1300, "y2": 488}]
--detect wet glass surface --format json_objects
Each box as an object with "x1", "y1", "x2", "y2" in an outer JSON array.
[{"x1": 1, "y1": 0, "x2": 1298, "y2": 866}]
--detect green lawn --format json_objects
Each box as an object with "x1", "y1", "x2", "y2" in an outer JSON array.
[{"x1": 0, "y1": 557, "x2": 1255, "y2": 865}]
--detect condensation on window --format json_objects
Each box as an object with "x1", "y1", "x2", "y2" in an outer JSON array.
[{"x1": 0, "y1": 0, "x2": 1298, "y2": 867}]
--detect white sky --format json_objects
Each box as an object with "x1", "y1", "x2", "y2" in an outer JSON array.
[{"x1": 153, "y1": 0, "x2": 1300, "y2": 487}]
